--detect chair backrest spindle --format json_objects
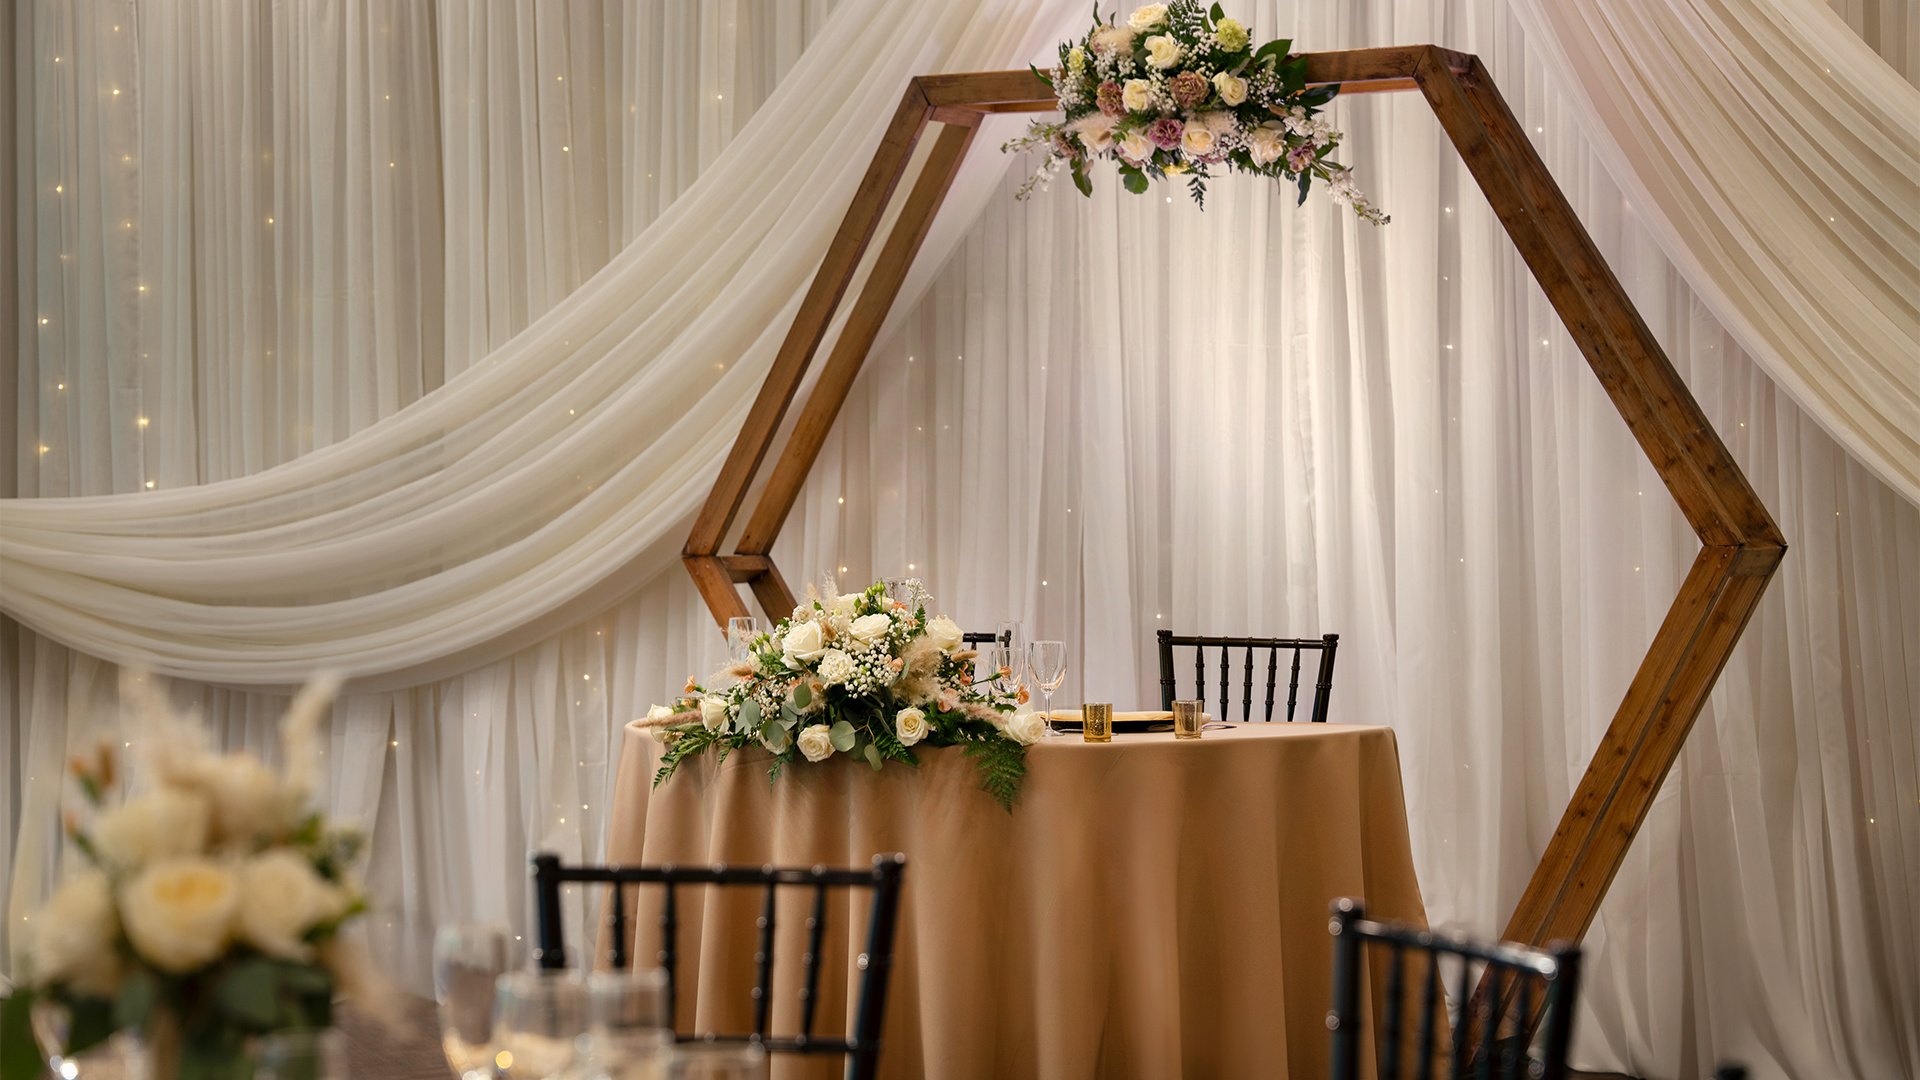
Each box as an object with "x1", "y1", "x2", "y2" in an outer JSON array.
[{"x1": 1155, "y1": 631, "x2": 1341, "y2": 722}]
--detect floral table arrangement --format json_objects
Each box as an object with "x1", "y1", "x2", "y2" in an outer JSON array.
[
  {"x1": 1, "y1": 675, "x2": 386, "y2": 1080},
  {"x1": 650, "y1": 581, "x2": 1043, "y2": 809},
  {"x1": 1005, "y1": 0, "x2": 1388, "y2": 221}
]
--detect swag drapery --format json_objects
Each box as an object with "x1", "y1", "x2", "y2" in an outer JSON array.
[{"x1": 5, "y1": 2, "x2": 1916, "y2": 1078}]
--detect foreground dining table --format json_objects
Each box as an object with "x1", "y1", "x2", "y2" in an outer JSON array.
[{"x1": 604, "y1": 720, "x2": 1428, "y2": 1079}]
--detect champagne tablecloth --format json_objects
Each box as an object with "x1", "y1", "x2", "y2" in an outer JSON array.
[{"x1": 604, "y1": 721, "x2": 1428, "y2": 1079}]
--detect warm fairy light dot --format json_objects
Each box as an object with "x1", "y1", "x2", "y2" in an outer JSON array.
[
  {"x1": 568, "y1": 408, "x2": 576, "y2": 416},
  {"x1": 137, "y1": 284, "x2": 148, "y2": 292},
  {"x1": 39, "y1": 317, "x2": 48, "y2": 325},
  {"x1": 1444, "y1": 344, "x2": 1454, "y2": 350},
  {"x1": 390, "y1": 739, "x2": 398, "y2": 747},
  {"x1": 716, "y1": 94, "x2": 724, "y2": 101},
  {"x1": 837, "y1": 496, "x2": 845, "y2": 505},
  {"x1": 1541, "y1": 339, "x2": 1550, "y2": 346},
  {"x1": 495, "y1": 1052, "x2": 514, "y2": 1071},
  {"x1": 1535, "y1": 126, "x2": 1542, "y2": 133},
  {"x1": 56, "y1": 382, "x2": 65, "y2": 390},
  {"x1": 384, "y1": 94, "x2": 391, "y2": 101},
  {"x1": 839, "y1": 566, "x2": 849, "y2": 573},
  {"x1": 123, "y1": 155, "x2": 130, "y2": 163},
  {"x1": 54, "y1": 184, "x2": 63, "y2": 194},
  {"x1": 144, "y1": 481, "x2": 155, "y2": 489},
  {"x1": 555, "y1": 75, "x2": 563, "y2": 82},
  {"x1": 558, "y1": 817, "x2": 566, "y2": 825},
  {"x1": 562, "y1": 145, "x2": 570, "y2": 153},
  {"x1": 581, "y1": 804, "x2": 588, "y2": 810},
  {"x1": 1041, "y1": 580, "x2": 1049, "y2": 586},
  {"x1": 1444, "y1": 206, "x2": 1453, "y2": 213},
  {"x1": 1634, "y1": 566, "x2": 1641, "y2": 572},
  {"x1": 583, "y1": 673, "x2": 591, "y2": 681},
  {"x1": 266, "y1": 216, "x2": 273, "y2": 225},
  {"x1": 137, "y1": 417, "x2": 149, "y2": 427},
  {"x1": 124, "y1": 221, "x2": 132, "y2": 229},
  {"x1": 111, "y1": 88, "x2": 121, "y2": 96},
  {"x1": 1165, "y1": 195, "x2": 1172, "y2": 203},
  {"x1": 38, "y1": 445, "x2": 49, "y2": 455}
]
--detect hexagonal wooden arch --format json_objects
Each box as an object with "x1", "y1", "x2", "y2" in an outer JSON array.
[{"x1": 683, "y1": 46, "x2": 1785, "y2": 985}]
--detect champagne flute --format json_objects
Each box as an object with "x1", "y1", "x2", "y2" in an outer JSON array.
[
  {"x1": 726, "y1": 617, "x2": 760, "y2": 665},
  {"x1": 1027, "y1": 640, "x2": 1067, "y2": 736},
  {"x1": 433, "y1": 924, "x2": 512, "y2": 1079}
]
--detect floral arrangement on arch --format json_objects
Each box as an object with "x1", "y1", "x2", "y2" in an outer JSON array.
[
  {"x1": 1005, "y1": 0, "x2": 1388, "y2": 222},
  {"x1": 1, "y1": 674, "x2": 387, "y2": 1080},
  {"x1": 649, "y1": 581, "x2": 1043, "y2": 809}
]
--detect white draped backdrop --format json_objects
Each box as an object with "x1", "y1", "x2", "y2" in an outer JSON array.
[{"x1": 4, "y1": 2, "x2": 1916, "y2": 1078}]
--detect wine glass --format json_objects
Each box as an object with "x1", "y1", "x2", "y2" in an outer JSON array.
[
  {"x1": 433, "y1": 923, "x2": 512, "y2": 1079},
  {"x1": 1027, "y1": 640, "x2": 1067, "y2": 736},
  {"x1": 666, "y1": 1043, "x2": 768, "y2": 1079},
  {"x1": 988, "y1": 640, "x2": 1023, "y2": 697},
  {"x1": 579, "y1": 969, "x2": 673, "y2": 1076},
  {"x1": 495, "y1": 969, "x2": 590, "y2": 1079},
  {"x1": 726, "y1": 617, "x2": 760, "y2": 665}
]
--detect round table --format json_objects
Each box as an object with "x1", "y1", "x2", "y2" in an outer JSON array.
[{"x1": 604, "y1": 721, "x2": 1428, "y2": 1079}]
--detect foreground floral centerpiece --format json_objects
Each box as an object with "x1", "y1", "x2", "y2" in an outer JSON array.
[
  {"x1": 650, "y1": 581, "x2": 1042, "y2": 809},
  {"x1": 1, "y1": 674, "x2": 385, "y2": 1080},
  {"x1": 1005, "y1": 0, "x2": 1388, "y2": 221}
]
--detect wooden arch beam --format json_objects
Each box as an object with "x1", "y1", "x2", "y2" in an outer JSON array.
[{"x1": 681, "y1": 45, "x2": 1785, "y2": 1015}]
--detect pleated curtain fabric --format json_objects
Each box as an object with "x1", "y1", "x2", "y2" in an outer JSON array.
[{"x1": 5, "y1": 1, "x2": 1916, "y2": 1078}]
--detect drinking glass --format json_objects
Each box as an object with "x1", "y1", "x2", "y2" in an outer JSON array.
[
  {"x1": 433, "y1": 923, "x2": 512, "y2": 1079},
  {"x1": 1173, "y1": 699, "x2": 1205, "y2": 740},
  {"x1": 249, "y1": 1030, "x2": 348, "y2": 1080},
  {"x1": 1027, "y1": 640, "x2": 1068, "y2": 736},
  {"x1": 580, "y1": 969, "x2": 673, "y2": 1075},
  {"x1": 495, "y1": 970, "x2": 590, "y2": 1079},
  {"x1": 666, "y1": 1043, "x2": 768, "y2": 1080},
  {"x1": 726, "y1": 617, "x2": 760, "y2": 664},
  {"x1": 988, "y1": 640, "x2": 1023, "y2": 696}
]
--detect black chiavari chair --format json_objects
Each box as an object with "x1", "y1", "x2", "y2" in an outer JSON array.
[
  {"x1": 961, "y1": 629, "x2": 1013, "y2": 649},
  {"x1": 1327, "y1": 898, "x2": 1581, "y2": 1080},
  {"x1": 1156, "y1": 630, "x2": 1340, "y2": 722},
  {"x1": 530, "y1": 853, "x2": 907, "y2": 1080}
]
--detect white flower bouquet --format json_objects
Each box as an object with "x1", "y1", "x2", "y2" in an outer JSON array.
[
  {"x1": 1005, "y1": 0, "x2": 1388, "y2": 222},
  {"x1": 1, "y1": 676, "x2": 384, "y2": 1080},
  {"x1": 650, "y1": 581, "x2": 1040, "y2": 809}
]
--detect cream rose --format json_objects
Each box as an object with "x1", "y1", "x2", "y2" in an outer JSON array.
[
  {"x1": 848, "y1": 613, "x2": 892, "y2": 647},
  {"x1": 699, "y1": 696, "x2": 729, "y2": 732},
  {"x1": 1068, "y1": 113, "x2": 1117, "y2": 154},
  {"x1": 120, "y1": 857, "x2": 240, "y2": 974},
  {"x1": 1121, "y1": 78, "x2": 1154, "y2": 113},
  {"x1": 1118, "y1": 130, "x2": 1154, "y2": 163},
  {"x1": 175, "y1": 754, "x2": 300, "y2": 847},
  {"x1": 30, "y1": 870, "x2": 124, "y2": 997},
  {"x1": 235, "y1": 850, "x2": 349, "y2": 961},
  {"x1": 91, "y1": 787, "x2": 212, "y2": 869},
  {"x1": 1180, "y1": 123, "x2": 1218, "y2": 157},
  {"x1": 1127, "y1": 3, "x2": 1168, "y2": 31},
  {"x1": 817, "y1": 649, "x2": 857, "y2": 686},
  {"x1": 1003, "y1": 711, "x2": 1047, "y2": 746},
  {"x1": 894, "y1": 707, "x2": 929, "y2": 747},
  {"x1": 1211, "y1": 71, "x2": 1248, "y2": 106},
  {"x1": 646, "y1": 704, "x2": 675, "y2": 723},
  {"x1": 1143, "y1": 34, "x2": 1181, "y2": 70},
  {"x1": 828, "y1": 592, "x2": 860, "y2": 619},
  {"x1": 1247, "y1": 126, "x2": 1287, "y2": 166},
  {"x1": 924, "y1": 616, "x2": 964, "y2": 652},
  {"x1": 796, "y1": 724, "x2": 835, "y2": 763},
  {"x1": 782, "y1": 621, "x2": 828, "y2": 668}
]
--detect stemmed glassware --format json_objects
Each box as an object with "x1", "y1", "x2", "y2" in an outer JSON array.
[
  {"x1": 1027, "y1": 640, "x2": 1067, "y2": 736},
  {"x1": 494, "y1": 969, "x2": 590, "y2": 1079},
  {"x1": 726, "y1": 617, "x2": 760, "y2": 665},
  {"x1": 433, "y1": 924, "x2": 512, "y2": 1079}
]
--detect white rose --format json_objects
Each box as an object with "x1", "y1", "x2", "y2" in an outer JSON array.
[
  {"x1": 30, "y1": 870, "x2": 124, "y2": 997},
  {"x1": 1212, "y1": 71, "x2": 1248, "y2": 106},
  {"x1": 1180, "y1": 123, "x2": 1217, "y2": 157},
  {"x1": 894, "y1": 707, "x2": 929, "y2": 747},
  {"x1": 120, "y1": 857, "x2": 241, "y2": 974},
  {"x1": 195, "y1": 755, "x2": 301, "y2": 846},
  {"x1": 646, "y1": 704, "x2": 675, "y2": 723},
  {"x1": 1118, "y1": 130, "x2": 1154, "y2": 163},
  {"x1": 699, "y1": 696, "x2": 729, "y2": 732},
  {"x1": 1127, "y1": 4, "x2": 1168, "y2": 31},
  {"x1": 829, "y1": 592, "x2": 860, "y2": 618},
  {"x1": 782, "y1": 621, "x2": 828, "y2": 668},
  {"x1": 1247, "y1": 127, "x2": 1287, "y2": 166},
  {"x1": 1068, "y1": 112, "x2": 1117, "y2": 154},
  {"x1": 818, "y1": 649, "x2": 857, "y2": 686},
  {"x1": 848, "y1": 613, "x2": 892, "y2": 647},
  {"x1": 796, "y1": 724, "x2": 835, "y2": 763},
  {"x1": 91, "y1": 787, "x2": 212, "y2": 870},
  {"x1": 1143, "y1": 35, "x2": 1181, "y2": 70},
  {"x1": 1003, "y1": 711, "x2": 1046, "y2": 746},
  {"x1": 1121, "y1": 78, "x2": 1154, "y2": 113},
  {"x1": 924, "y1": 616, "x2": 964, "y2": 652},
  {"x1": 234, "y1": 850, "x2": 349, "y2": 962}
]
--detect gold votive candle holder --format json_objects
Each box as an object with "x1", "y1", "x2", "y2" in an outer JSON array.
[
  {"x1": 1172, "y1": 699, "x2": 1204, "y2": 740},
  {"x1": 1082, "y1": 703, "x2": 1113, "y2": 743}
]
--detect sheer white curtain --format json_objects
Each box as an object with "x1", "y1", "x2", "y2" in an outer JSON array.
[{"x1": 7, "y1": 1, "x2": 1917, "y2": 1078}]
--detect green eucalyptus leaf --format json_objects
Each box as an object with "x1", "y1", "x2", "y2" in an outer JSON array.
[
  {"x1": 737, "y1": 699, "x2": 763, "y2": 732},
  {"x1": 829, "y1": 721, "x2": 857, "y2": 753},
  {"x1": 791, "y1": 681, "x2": 811, "y2": 710},
  {"x1": 864, "y1": 744, "x2": 884, "y2": 771},
  {"x1": 2, "y1": 989, "x2": 43, "y2": 1080},
  {"x1": 1122, "y1": 169, "x2": 1149, "y2": 195},
  {"x1": 114, "y1": 968, "x2": 160, "y2": 1030},
  {"x1": 1210, "y1": 3, "x2": 1225, "y2": 23},
  {"x1": 1071, "y1": 161, "x2": 1093, "y2": 197},
  {"x1": 1296, "y1": 170, "x2": 1313, "y2": 206},
  {"x1": 761, "y1": 721, "x2": 791, "y2": 754},
  {"x1": 214, "y1": 957, "x2": 281, "y2": 1028}
]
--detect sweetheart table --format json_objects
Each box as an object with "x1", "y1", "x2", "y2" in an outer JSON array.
[{"x1": 604, "y1": 720, "x2": 1428, "y2": 1079}]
